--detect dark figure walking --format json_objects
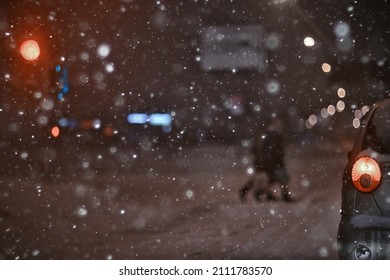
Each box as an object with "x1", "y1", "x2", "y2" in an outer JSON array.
[{"x1": 239, "y1": 118, "x2": 294, "y2": 202}]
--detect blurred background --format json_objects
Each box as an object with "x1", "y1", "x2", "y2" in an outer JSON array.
[
  {"x1": 1, "y1": 0, "x2": 389, "y2": 147},
  {"x1": 0, "y1": 0, "x2": 389, "y2": 259}
]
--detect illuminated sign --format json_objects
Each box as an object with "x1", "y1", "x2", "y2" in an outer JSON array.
[
  {"x1": 127, "y1": 113, "x2": 148, "y2": 124},
  {"x1": 201, "y1": 25, "x2": 267, "y2": 72},
  {"x1": 127, "y1": 113, "x2": 172, "y2": 127},
  {"x1": 149, "y1": 113, "x2": 171, "y2": 126}
]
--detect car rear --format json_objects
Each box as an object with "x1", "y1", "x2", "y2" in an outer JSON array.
[{"x1": 338, "y1": 99, "x2": 390, "y2": 259}]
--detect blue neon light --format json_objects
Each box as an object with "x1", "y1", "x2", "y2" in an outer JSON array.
[
  {"x1": 127, "y1": 113, "x2": 148, "y2": 124},
  {"x1": 127, "y1": 113, "x2": 172, "y2": 127},
  {"x1": 149, "y1": 113, "x2": 172, "y2": 126}
]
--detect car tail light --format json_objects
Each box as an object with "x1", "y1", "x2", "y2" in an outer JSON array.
[{"x1": 351, "y1": 157, "x2": 381, "y2": 192}]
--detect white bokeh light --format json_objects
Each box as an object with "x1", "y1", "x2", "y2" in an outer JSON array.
[
  {"x1": 304, "y1": 37, "x2": 315, "y2": 47},
  {"x1": 265, "y1": 79, "x2": 281, "y2": 95},
  {"x1": 337, "y1": 88, "x2": 346, "y2": 98},
  {"x1": 334, "y1": 21, "x2": 351, "y2": 38},
  {"x1": 97, "y1": 43, "x2": 111, "y2": 58},
  {"x1": 105, "y1": 63, "x2": 115, "y2": 73},
  {"x1": 327, "y1": 105, "x2": 336, "y2": 115},
  {"x1": 321, "y1": 63, "x2": 331, "y2": 73},
  {"x1": 321, "y1": 108, "x2": 329, "y2": 119},
  {"x1": 336, "y1": 100, "x2": 345, "y2": 112}
]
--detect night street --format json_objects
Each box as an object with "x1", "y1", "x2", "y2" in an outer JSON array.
[
  {"x1": 0, "y1": 137, "x2": 347, "y2": 259},
  {"x1": 0, "y1": 0, "x2": 389, "y2": 262}
]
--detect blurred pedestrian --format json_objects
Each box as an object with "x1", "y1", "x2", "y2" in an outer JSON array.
[
  {"x1": 239, "y1": 129, "x2": 270, "y2": 202},
  {"x1": 239, "y1": 117, "x2": 294, "y2": 202}
]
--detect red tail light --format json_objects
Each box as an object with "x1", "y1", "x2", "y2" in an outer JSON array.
[{"x1": 351, "y1": 157, "x2": 381, "y2": 192}]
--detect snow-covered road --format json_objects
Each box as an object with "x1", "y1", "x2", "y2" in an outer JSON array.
[{"x1": 0, "y1": 142, "x2": 348, "y2": 259}]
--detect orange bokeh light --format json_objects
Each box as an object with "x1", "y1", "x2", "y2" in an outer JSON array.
[
  {"x1": 51, "y1": 126, "x2": 60, "y2": 138},
  {"x1": 20, "y1": 39, "x2": 41, "y2": 61}
]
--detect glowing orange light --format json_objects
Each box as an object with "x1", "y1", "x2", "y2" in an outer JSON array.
[
  {"x1": 103, "y1": 126, "x2": 114, "y2": 137},
  {"x1": 81, "y1": 120, "x2": 93, "y2": 129},
  {"x1": 20, "y1": 39, "x2": 41, "y2": 61},
  {"x1": 51, "y1": 126, "x2": 60, "y2": 138},
  {"x1": 351, "y1": 157, "x2": 381, "y2": 192}
]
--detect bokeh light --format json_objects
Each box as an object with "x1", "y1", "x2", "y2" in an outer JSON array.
[
  {"x1": 20, "y1": 39, "x2": 40, "y2": 61},
  {"x1": 334, "y1": 21, "x2": 351, "y2": 38},
  {"x1": 321, "y1": 63, "x2": 331, "y2": 73},
  {"x1": 336, "y1": 100, "x2": 345, "y2": 112},
  {"x1": 337, "y1": 88, "x2": 346, "y2": 98},
  {"x1": 327, "y1": 105, "x2": 336, "y2": 115},
  {"x1": 97, "y1": 43, "x2": 111, "y2": 58},
  {"x1": 303, "y1": 37, "x2": 315, "y2": 47},
  {"x1": 51, "y1": 126, "x2": 60, "y2": 138}
]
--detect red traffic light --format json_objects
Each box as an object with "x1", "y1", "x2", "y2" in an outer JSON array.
[{"x1": 20, "y1": 39, "x2": 41, "y2": 61}]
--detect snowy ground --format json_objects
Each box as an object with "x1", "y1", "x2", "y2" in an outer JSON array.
[{"x1": 0, "y1": 141, "x2": 349, "y2": 259}]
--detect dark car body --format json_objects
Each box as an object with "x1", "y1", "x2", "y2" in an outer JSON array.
[{"x1": 338, "y1": 98, "x2": 390, "y2": 259}]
